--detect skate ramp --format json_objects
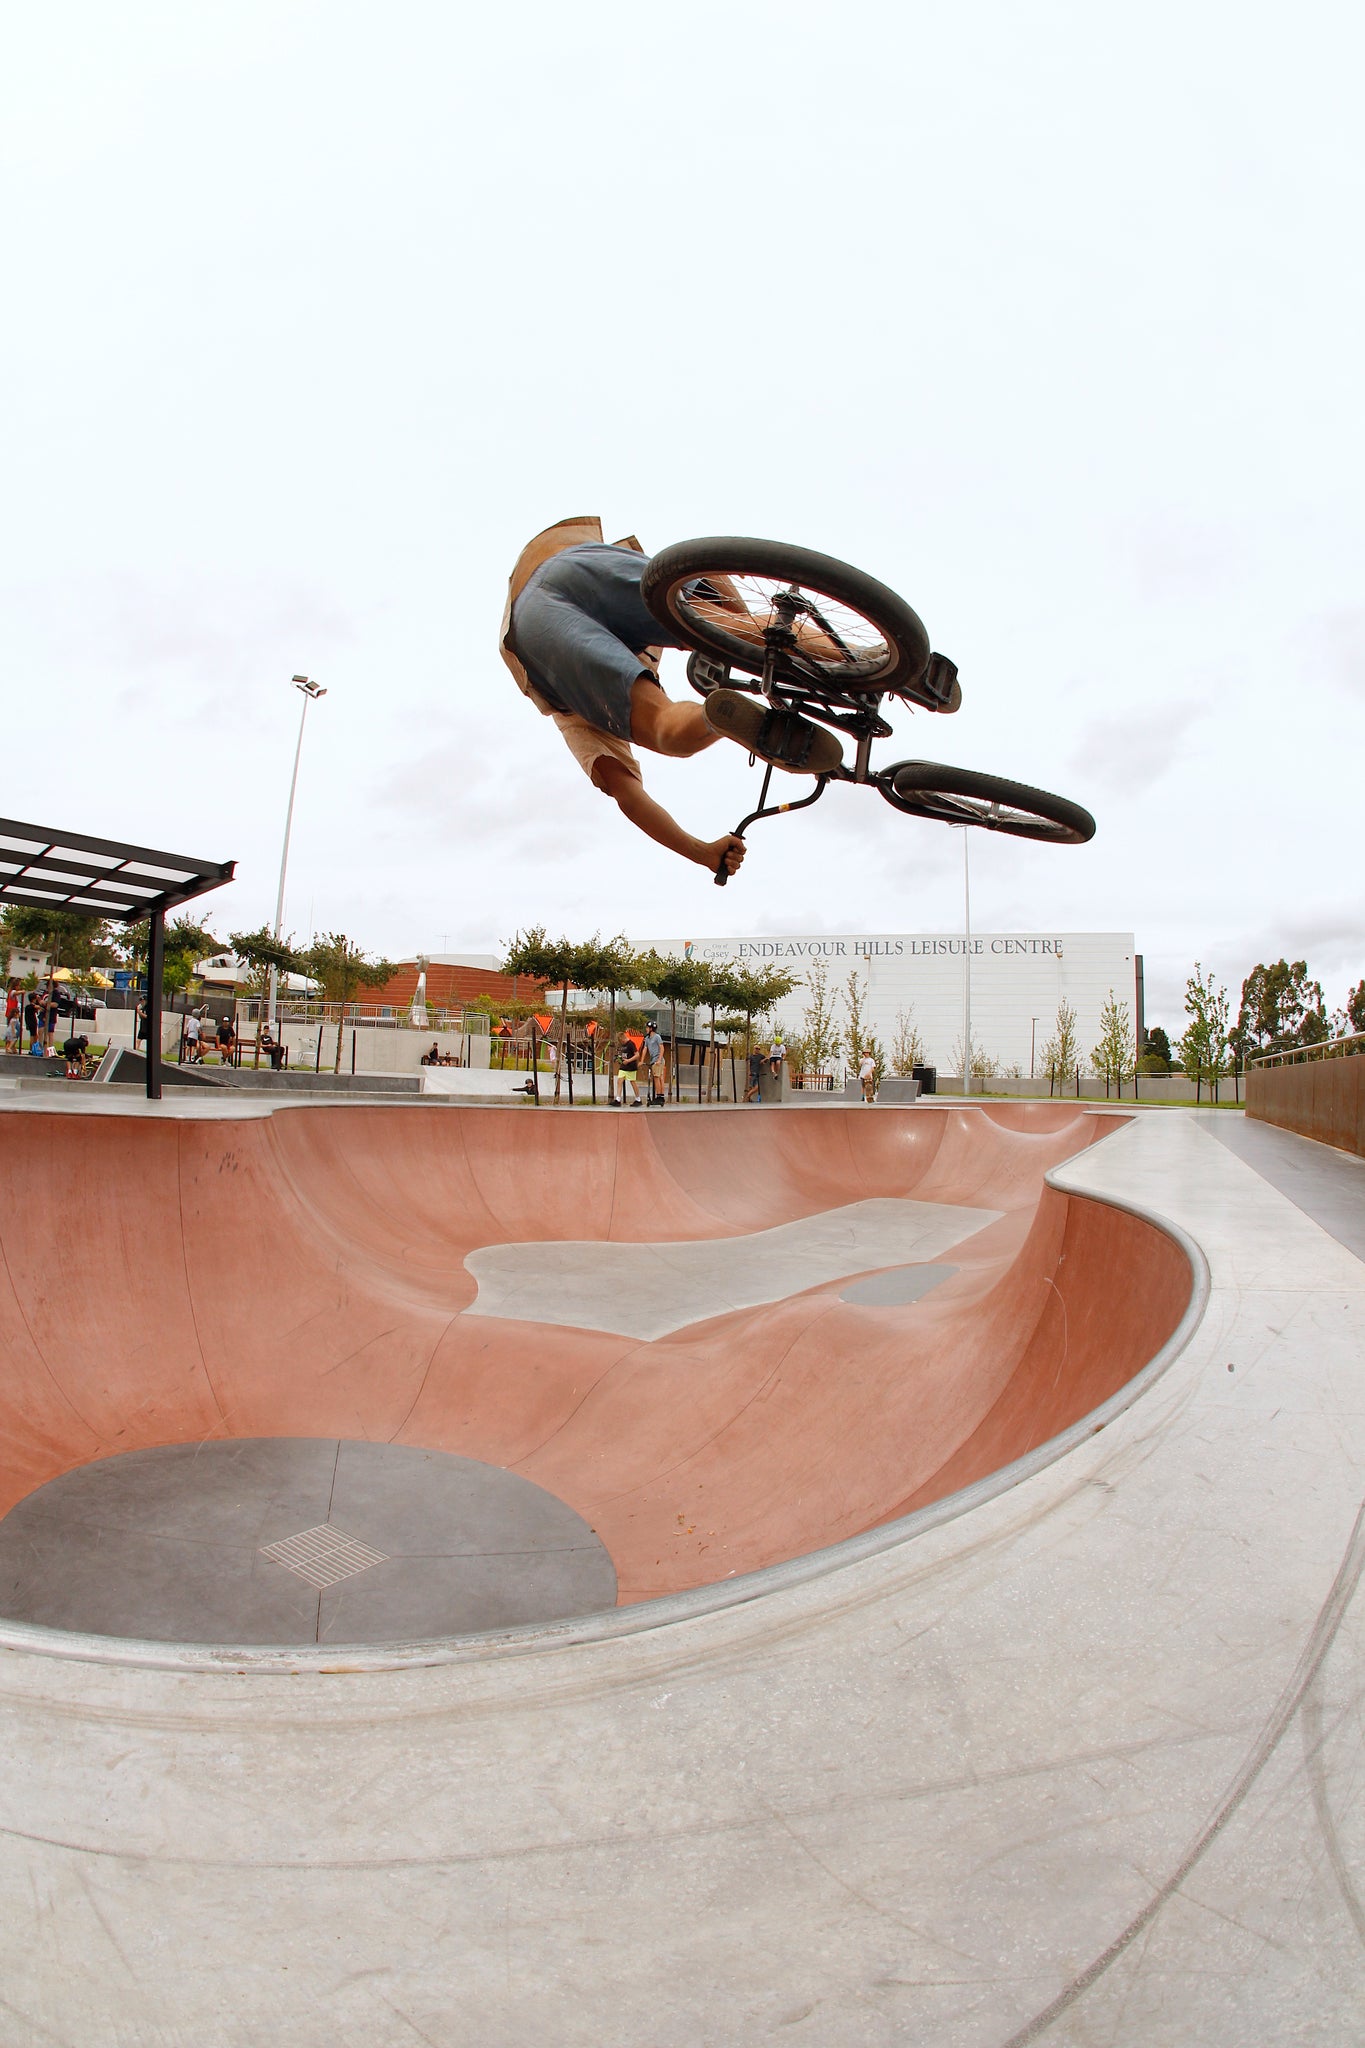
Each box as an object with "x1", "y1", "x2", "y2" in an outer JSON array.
[{"x1": 0, "y1": 1102, "x2": 1193, "y2": 1617}]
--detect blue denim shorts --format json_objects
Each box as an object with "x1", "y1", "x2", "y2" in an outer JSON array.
[{"x1": 509, "y1": 544, "x2": 686, "y2": 740}]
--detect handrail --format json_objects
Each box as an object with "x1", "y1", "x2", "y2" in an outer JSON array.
[{"x1": 1250, "y1": 1030, "x2": 1365, "y2": 1067}]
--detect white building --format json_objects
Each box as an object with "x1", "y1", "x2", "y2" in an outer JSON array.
[{"x1": 639, "y1": 932, "x2": 1141, "y2": 1079}]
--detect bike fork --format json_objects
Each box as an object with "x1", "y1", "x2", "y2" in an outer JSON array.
[{"x1": 714, "y1": 762, "x2": 832, "y2": 886}]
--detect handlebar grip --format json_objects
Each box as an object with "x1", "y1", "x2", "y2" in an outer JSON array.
[{"x1": 714, "y1": 851, "x2": 730, "y2": 886}]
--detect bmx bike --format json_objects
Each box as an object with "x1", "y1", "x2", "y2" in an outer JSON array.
[{"x1": 640, "y1": 537, "x2": 1096, "y2": 886}]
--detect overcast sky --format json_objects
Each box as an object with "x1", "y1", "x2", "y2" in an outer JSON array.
[{"x1": 4, "y1": 4, "x2": 1361, "y2": 1035}]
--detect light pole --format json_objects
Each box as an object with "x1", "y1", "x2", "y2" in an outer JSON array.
[
  {"x1": 268, "y1": 675, "x2": 326, "y2": 1025},
  {"x1": 1030, "y1": 1016, "x2": 1039, "y2": 1080},
  {"x1": 958, "y1": 825, "x2": 972, "y2": 1096}
]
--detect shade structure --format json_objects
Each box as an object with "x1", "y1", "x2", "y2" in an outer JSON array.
[{"x1": 0, "y1": 817, "x2": 235, "y2": 1099}]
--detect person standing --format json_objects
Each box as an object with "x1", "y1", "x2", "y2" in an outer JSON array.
[
  {"x1": 744, "y1": 1044, "x2": 766, "y2": 1103},
  {"x1": 615, "y1": 1035, "x2": 642, "y2": 1106},
  {"x1": 859, "y1": 1052, "x2": 877, "y2": 1104},
  {"x1": 3, "y1": 981, "x2": 19, "y2": 1054},
  {"x1": 182, "y1": 1009, "x2": 202, "y2": 1063},
  {"x1": 643, "y1": 1024, "x2": 665, "y2": 1105},
  {"x1": 40, "y1": 982, "x2": 60, "y2": 1051}
]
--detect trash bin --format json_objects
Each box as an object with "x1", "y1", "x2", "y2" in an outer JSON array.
[{"x1": 912, "y1": 1065, "x2": 937, "y2": 1096}]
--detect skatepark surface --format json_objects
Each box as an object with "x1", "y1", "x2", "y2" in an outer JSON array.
[
  {"x1": 0, "y1": 1100, "x2": 1188, "y2": 1619},
  {"x1": 0, "y1": 1093, "x2": 1361, "y2": 2045}
]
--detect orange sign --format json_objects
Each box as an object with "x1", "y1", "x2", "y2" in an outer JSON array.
[{"x1": 533, "y1": 1013, "x2": 554, "y2": 1035}]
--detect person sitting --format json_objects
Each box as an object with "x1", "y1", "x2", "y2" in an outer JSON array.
[
  {"x1": 421, "y1": 1040, "x2": 440, "y2": 1066},
  {"x1": 259, "y1": 1023, "x2": 286, "y2": 1071}
]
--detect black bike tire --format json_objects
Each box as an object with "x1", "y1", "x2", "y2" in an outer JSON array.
[
  {"x1": 877, "y1": 761, "x2": 1096, "y2": 844},
  {"x1": 641, "y1": 536, "x2": 933, "y2": 697}
]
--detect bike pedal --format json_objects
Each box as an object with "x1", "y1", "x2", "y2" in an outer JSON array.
[{"x1": 687, "y1": 652, "x2": 730, "y2": 695}]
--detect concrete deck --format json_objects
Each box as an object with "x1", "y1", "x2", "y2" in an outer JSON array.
[{"x1": 0, "y1": 1099, "x2": 1359, "y2": 2044}]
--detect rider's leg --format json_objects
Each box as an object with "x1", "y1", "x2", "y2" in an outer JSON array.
[
  {"x1": 628, "y1": 676, "x2": 717, "y2": 759},
  {"x1": 704, "y1": 689, "x2": 844, "y2": 777}
]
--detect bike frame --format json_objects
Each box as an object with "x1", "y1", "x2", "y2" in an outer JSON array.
[{"x1": 697, "y1": 596, "x2": 899, "y2": 866}]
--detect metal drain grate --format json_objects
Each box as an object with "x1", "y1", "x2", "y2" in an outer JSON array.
[{"x1": 261, "y1": 1524, "x2": 388, "y2": 1590}]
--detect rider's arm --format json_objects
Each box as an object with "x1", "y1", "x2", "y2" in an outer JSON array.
[{"x1": 593, "y1": 757, "x2": 743, "y2": 875}]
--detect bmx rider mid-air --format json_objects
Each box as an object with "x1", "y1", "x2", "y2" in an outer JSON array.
[
  {"x1": 500, "y1": 516, "x2": 845, "y2": 877},
  {"x1": 501, "y1": 516, "x2": 1092, "y2": 883}
]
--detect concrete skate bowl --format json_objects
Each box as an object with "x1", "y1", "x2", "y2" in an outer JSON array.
[{"x1": 0, "y1": 1102, "x2": 1198, "y2": 1655}]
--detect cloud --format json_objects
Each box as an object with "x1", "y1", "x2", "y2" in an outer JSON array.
[
  {"x1": 1318, "y1": 611, "x2": 1365, "y2": 700},
  {"x1": 1067, "y1": 706, "x2": 1203, "y2": 793},
  {"x1": 1126, "y1": 517, "x2": 1239, "y2": 602},
  {"x1": 371, "y1": 728, "x2": 598, "y2": 866}
]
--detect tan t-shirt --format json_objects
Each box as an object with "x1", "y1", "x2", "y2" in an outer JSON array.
[{"x1": 551, "y1": 712, "x2": 641, "y2": 787}]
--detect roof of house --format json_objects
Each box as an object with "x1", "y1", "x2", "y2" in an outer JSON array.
[{"x1": 372, "y1": 961, "x2": 549, "y2": 1013}]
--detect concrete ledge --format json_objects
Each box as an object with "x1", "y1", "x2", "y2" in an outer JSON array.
[
  {"x1": 97, "y1": 1048, "x2": 422, "y2": 1096},
  {"x1": 843, "y1": 1076, "x2": 921, "y2": 1103}
]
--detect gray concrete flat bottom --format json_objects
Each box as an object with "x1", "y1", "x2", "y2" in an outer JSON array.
[
  {"x1": 838, "y1": 1260, "x2": 959, "y2": 1305},
  {"x1": 466, "y1": 1196, "x2": 999, "y2": 1339},
  {"x1": 0, "y1": 1439, "x2": 616, "y2": 1645},
  {"x1": 1199, "y1": 1108, "x2": 1365, "y2": 1264}
]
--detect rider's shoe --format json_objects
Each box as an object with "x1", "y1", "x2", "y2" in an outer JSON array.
[{"x1": 704, "y1": 689, "x2": 844, "y2": 776}]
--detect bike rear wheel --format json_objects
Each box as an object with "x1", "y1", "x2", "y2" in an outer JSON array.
[
  {"x1": 641, "y1": 536, "x2": 939, "y2": 705},
  {"x1": 878, "y1": 762, "x2": 1095, "y2": 844}
]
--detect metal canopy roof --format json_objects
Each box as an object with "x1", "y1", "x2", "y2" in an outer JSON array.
[{"x1": 0, "y1": 818, "x2": 235, "y2": 924}]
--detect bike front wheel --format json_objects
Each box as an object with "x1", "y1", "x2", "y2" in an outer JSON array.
[
  {"x1": 641, "y1": 536, "x2": 940, "y2": 705},
  {"x1": 878, "y1": 762, "x2": 1096, "y2": 844}
]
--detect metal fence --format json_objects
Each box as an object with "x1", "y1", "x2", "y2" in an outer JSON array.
[{"x1": 1251, "y1": 1031, "x2": 1365, "y2": 1067}]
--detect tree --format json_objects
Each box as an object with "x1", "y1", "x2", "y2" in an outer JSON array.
[
  {"x1": 794, "y1": 959, "x2": 843, "y2": 1081},
  {"x1": 726, "y1": 962, "x2": 798, "y2": 1056},
  {"x1": 575, "y1": 935, "x2": 642, "y2": 1100},
  {"x1": 1179, "y1": 963, "x2": 1231, "y2": 1105},
  {"x1": 1344, "y1": 979, "x2": 1364, "y2": 1039},
  {"x1": 842, "y1": 969, "x2": 873, "y2": 1077},
  {"x1": 950, "y1": 1037, "x2": 998, "y2": 1082},
  {"x1": 634, "y1": 950, "x2": 708, "y2": 1100},
  {"x1": 693, "y1": 959, "x2": 746, "y2": 1100},
  {"x1": 303, "y1": 932, "x2": 397, "y2": 1072},
  {"x1": 1039, "y1": 998, "x2": 1080, "y2": 1098},
  {"x1": 890, "y1": 1007, "x2": 926, "y2": 1077},
  {"x1": 1234, "y1": 960, "x2": 1329, "y2": 1064},
  {"x1": 1139, "y1": 1026, "x2": 1172, "y2": 1074},
  {"x1": 501, "y1": 927, "x2": 578, "y2": 1100},
  {"x1": 1091, "y1": 990, "x2": 1136, "y2": 1099},
  {"x1": 229, "y1": 927, "x2": 308, "y2": 1065},
  {"x1": 1, "y1": 904, "x2": 113, "y2": 975}
]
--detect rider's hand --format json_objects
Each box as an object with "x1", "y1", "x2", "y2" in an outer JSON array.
[{"x1": 702, "y1": 834, "x2": 745, "y2": 876}]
